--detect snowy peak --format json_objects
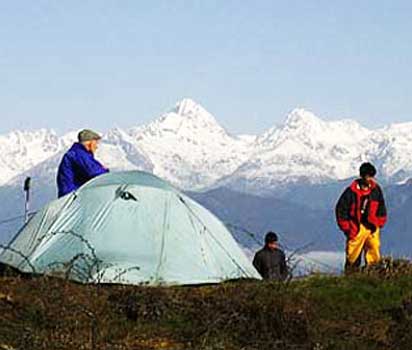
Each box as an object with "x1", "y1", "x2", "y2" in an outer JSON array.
[
  {"x1": 259, "y1": 108, "x2": 323, "y2": 142},
  {"x1": 219, "y1": 109, "x2": 378, "y2": 193},
  {"x1": 130, "y1": 98, "x2": 228, "y2": 140},
  {"x1": 280, "y1": 108, "x2": 359, "y2": 140},
  {"x1": 284, "y1": 108, "x2": 323, "y2": 129},
  {"x1": 260, "y1": 109, "x2": 369, "y2": 146},
  {"x1": 162, "y1": 98, "x2": 225, "y2": 135},
  {"x1": 172, "y1": 98, "x2": 212, "y2": 119},
  {"x1": 0, "y1": 129, "x2": 60, "y2": 153},
  {"x1": 0, "y1": 129, "x2": 66, "y2": 185},
  {"x1": 124, "y1": 99, "x2": 253, "y2": 189},
  {"x1": 282, "y1": 108, "x2": 368, "y2": 137}
]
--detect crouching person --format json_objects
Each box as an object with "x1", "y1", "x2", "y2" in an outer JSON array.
[{"x1": 253, "y1": 232, "x2": 288, "y2": 280}]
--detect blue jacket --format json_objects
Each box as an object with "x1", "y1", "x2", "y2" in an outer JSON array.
[{"x1": 57, "y1": 143, "x2": 109, "y2": 197}]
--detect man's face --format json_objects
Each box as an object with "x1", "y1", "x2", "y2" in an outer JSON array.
[
  {"x1": 90, "y1": 139, "x2": 99, "y2": 154},
  {"x1": 267, "y1": 241, "x2": 278, "y2": 250},
  {"x1": 83, "y1": 140, "x2": 99, "y2": 154},
  {"x1": 364, "y1": 175, "x2": 374, "y2": 184}
]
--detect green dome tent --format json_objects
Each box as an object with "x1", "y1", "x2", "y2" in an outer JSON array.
[{"x1": 0, "y1": 171, "x2": 260, "y2": 285}]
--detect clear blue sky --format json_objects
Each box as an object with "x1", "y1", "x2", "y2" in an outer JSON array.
[{"x1": 1, "y1": 1, "x2": 412, "y2": 135}]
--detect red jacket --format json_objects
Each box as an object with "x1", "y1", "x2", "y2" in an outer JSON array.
[{"x1": 335, "y1": 179, "x2": 387, "y2": 239}]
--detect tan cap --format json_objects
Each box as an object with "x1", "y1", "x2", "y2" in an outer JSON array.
[{"x1": 78, "y1": 129, "x2": 102, "y2": 142}]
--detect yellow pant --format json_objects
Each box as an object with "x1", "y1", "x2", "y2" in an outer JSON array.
[{"x1": 346, "y1": 224, "x2": 381, "y2": 267}]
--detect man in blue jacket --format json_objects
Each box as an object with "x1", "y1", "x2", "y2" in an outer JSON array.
[{"x1": 57, "y1": 129, "x2": 109, "y2": 197}]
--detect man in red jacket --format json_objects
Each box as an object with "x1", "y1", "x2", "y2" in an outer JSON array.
[{"x1": 335, "y1": 163, "x2": 387, "y2": 271}]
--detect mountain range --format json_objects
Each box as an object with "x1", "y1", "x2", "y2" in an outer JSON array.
[
  {"x1": 2, "y1": 98, "x2": 412, "y2": 193},
  {"x1": 1, "y1": 98, "x2": 412, "y2": 259}
]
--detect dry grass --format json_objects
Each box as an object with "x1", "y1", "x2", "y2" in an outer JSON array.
[{"x1": 1, "y1": 259, "x2": 412, "y2": 349}]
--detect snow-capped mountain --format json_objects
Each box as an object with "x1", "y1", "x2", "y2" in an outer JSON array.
[
  {"x1": 0, "y1": 129, "x2": 70, "y2": 185},
  {"x1": 2, "y1": 99, "x2": 412, "y2": 195},
  {"x1": 372, "y1": 122, "x2": 412, "y2": 182},
  {"x1": 219, "y1": 109, "x2": 412, "y2": 194},
  {"x1": 128, "y1": 98, "x2": 254, "y2": 190},
  {"x1": 216, "y1": 109, "x2": 375, "y2": 193}
]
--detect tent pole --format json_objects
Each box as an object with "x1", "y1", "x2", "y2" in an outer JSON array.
[{"x1": 23, "y1": 177, "x2": 31, "y2": 224}]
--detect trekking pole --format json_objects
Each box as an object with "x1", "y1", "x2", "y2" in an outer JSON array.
[{"x1": 23, "y1": 177, "x2": 31, "y2": 223}]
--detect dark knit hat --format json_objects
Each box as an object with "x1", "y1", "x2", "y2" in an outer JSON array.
[
  {"x1": 78, "y1": 129, "x2": 102, "y2": 142},
  {"x1": 265, "y1": 231, "x2": 278, "y2": 244},
  {"x1": 359, "y1": 162, "x2": 377, "y2": 178}
]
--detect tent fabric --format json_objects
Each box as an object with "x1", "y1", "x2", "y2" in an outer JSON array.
[{"x1": 0, "y1": 171, "x2": 260, "y2": 285}]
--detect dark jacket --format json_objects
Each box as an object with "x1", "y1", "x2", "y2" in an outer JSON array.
[
  {"x1": 57, "y1": 143, "x2": 109, "y2": 197},
  {"x1": 253, "y1": 247, "x2": 288, "y2": 280},
  {"x1": 335, "y1": 179, "x2": 387, "y2": 239}
]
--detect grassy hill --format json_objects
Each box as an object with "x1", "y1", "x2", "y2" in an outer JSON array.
[{"x1": 1, "y1": 260, "x2": 412, "y2": 350}]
